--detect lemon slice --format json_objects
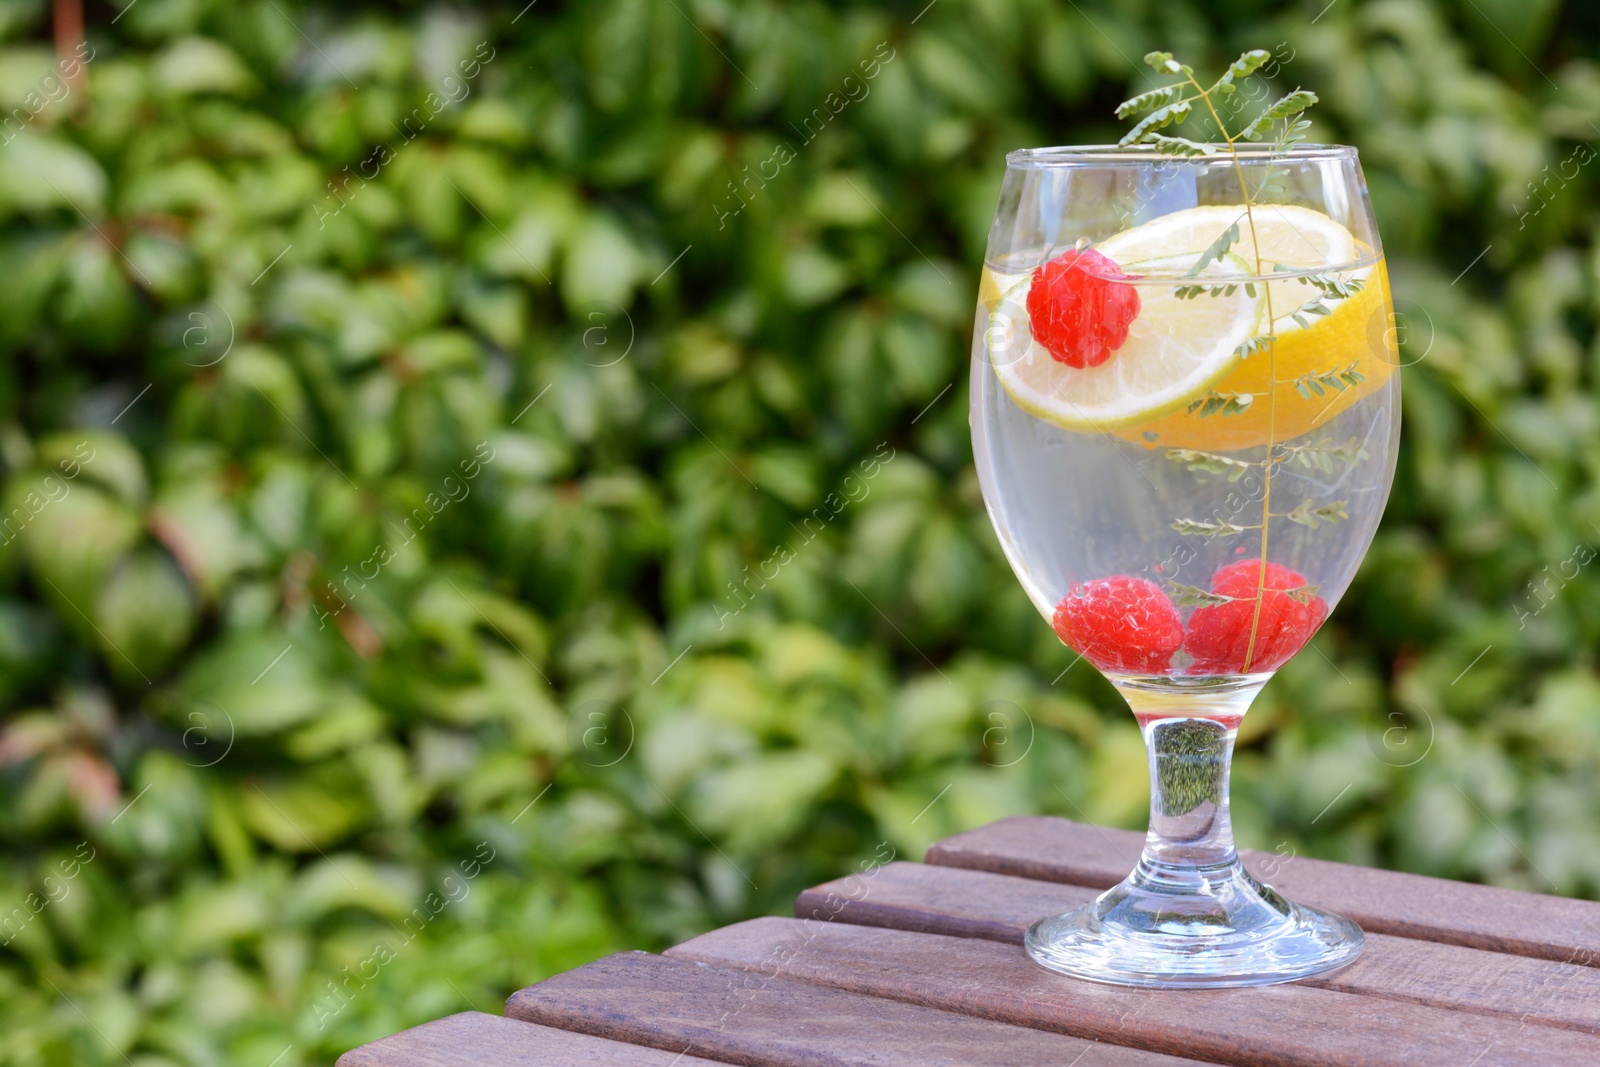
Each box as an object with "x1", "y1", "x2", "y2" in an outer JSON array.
[
  {"x1": 1076, "y1": 205, "x2": 1394, "y2": 452},
  {"x1": 978, "y1": 264, "x2": 1031, "y2": 313},
  {"x1": 987, "y1": 253, "x2": 1265, "y2": 432},
  {"x1": 1096, "y1": 204, "x2": 1368, "y2": 335},
  {"x1": 1096, "y1": 204, "x2": 1359, "y2": 267},
  {"x1": 1114, "y1": 263, "x2": 1396, "y2": 452}
]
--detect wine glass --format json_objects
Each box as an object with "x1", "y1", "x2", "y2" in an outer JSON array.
[{"x1": 970, "y1": 143, "x2": 1399, "y2": 987}]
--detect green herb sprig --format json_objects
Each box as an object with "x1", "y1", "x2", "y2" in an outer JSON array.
[{"x1": 1116, "y1": 49, "x2": 1325, "y2": 672}]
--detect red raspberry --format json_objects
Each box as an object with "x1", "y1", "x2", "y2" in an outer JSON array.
[
  {"x1": 1053, "y1": 575, "x2": 1183, "y2": 675},
  {"x1": 1026, "y1": 248, "x2": 1141, "y2": 368},
  {"x1": 1183, "y1": 560, "x2": 1328, "y2": 675}
]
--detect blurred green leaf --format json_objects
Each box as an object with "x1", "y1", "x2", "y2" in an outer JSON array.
[{"x1": 94, "y1": 550, "x2": 196, "y2": 680}]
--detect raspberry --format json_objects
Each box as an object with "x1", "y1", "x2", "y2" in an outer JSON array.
[
  {"x1": 1025, "y1": 248, "x2": 1141, "y2": 368},
  {"x1": 1183, "y1": 560, "x2": 1328, "y2": 675},
  {"x1": 1052, "y1": 575, "x2": 1183, "y2": 675}
]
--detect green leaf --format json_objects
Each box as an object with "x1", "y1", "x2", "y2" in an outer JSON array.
[
  {"x1": 561, "y1": 212, "x2": 644, "y2": 311},
  {"x1": 21, "y1": 484, "x2": 141, "y2": 627},
  {"x1": 1240, "y1": 89, "x2": 1319, "y2": 141},
  {"x1": 94, "y1": 550, "x2": 197, "y2": 682},
  {"x1": 1174, "y1": 280, "x2": 1245, "y2": 299},
  {"x1": 1278, "y1": 117, "x2": 1314, "y2": 149},
  {"x1": 1288, "y1": 297, "x2": 1334, "y2": 329},
  {"x1": 284, "y1": 855, "x2": 417, "y2": 925},
  {"x1": 1187, "y1": 220, "x2": 1241, "y2": 276},
  {"x1": 37, "y1": 432, "x2": 147, "y2": 506},
  {"x1": 1279, "y1": 267, "x2": 1366, "y2": 300},
  {"x1": 0, "y1": 133, "x2": 109, "y2": 219},
  {"x1": 1208, "y1": 50, "x2": 1271, "y2": 96},
  {"x1": 153, "y1": 37, "x2": 256, "y2": 96},
  {"x1": 171, "y1": 632, "x2": 326, "y2": 737},
  {"x1": 1115, "y1": 84, "x2": 1186, "y2": 120},
  {"x1": 689, "y1": 750, "x2": 839, "y2": 852},
  {"x1": 1235, "y1": 335, "x2": 1270, "y2": 359},
  {"x1": 1291, "y1": 362, "x2": 1363, "y2": 398},
  {"x1": 241, "y1": 775, "x2": 368, "y2": 852},
  {"x1": 1284, "y1": 499, "x2": 1350, "y2": 529},
  {"x1": 1171, "y1": 517, "x2": 1252, "y2": 537},
  {"x1": 1186, "y1": 391, "x2": 1254, "y2": 417},
  {"x1": 1274, "y1": 437, "x2": 1370, "y2": 471},
  {"x1": 1116, "y1": 100, "x2": 1192, "y2": 148},
  {"x1": 1147, "y1": 134, "x2": 1215, "y2": 156},
  {"x1": 1166, "y1": 581, "x2": 1237, "y2": 607},
  {"x1": 1166, "y1": 448, "x2": 1255, "y2": 481},
  {"x1": 1143, "y1": 51, "x2": 1191, "y2": 76}
]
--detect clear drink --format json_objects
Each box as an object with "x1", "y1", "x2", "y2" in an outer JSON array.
[
  {"x1": 972, "y1": 144, "x2": 1399, "y2": 987},
  {"x1": 973, "y1": 251, "x2": 1401, "y2": 723}
]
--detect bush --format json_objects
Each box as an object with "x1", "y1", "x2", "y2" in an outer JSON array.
[{"x1": 0, "y1": 1, "x2": 1597, "y2": 1062}]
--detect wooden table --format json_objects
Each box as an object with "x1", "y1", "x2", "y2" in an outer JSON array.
[{"x1": 339, "y1": 816, "x2": 1600, "y2": 1065}]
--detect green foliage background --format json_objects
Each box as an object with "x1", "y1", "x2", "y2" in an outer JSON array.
[{"x1": 0, "y1": 0, "x2": 1596, "y2": 1061}]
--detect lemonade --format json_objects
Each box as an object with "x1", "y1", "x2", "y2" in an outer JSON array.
[
  {"x1": 981, "y1": 51, "x2": 1396, "y2": 989},
  {"x1": 974, "y1": 175, "x2": 1399, "y2": 987},
  {"x1": 972, "y1": 203, "x2": 1400, "y2": 699}
]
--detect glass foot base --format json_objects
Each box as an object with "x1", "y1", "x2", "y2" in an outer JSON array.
[{"x1": 1024, "y1": 864, "x2": 1364, "y2": 989}]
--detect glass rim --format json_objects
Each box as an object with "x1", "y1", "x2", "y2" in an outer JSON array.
[{"x1": 1005, "y1": 143, "x2": 1358, "y2": 167}]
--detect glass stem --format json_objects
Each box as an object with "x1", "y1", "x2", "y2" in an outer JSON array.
[
  {"x1": 1028, "y1": 681, "x2": 1361, "y2": 984},
  {"x1": 1115, "y1": 680, "x2": 1262, "y2": 896}
]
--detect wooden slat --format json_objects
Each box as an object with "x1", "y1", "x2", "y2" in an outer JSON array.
[
  {"x1": 925, "y1": 816, "x2": 1600, "y2": 965},
  {"x1": 336, "y1": 1011, "x2": 726, "y2": 1066},
  {"x1": 799, "y1": 861, "x2": 1600, "y2": 1035},
  {"x1": 667, "y1": 916, "x2": 1600, "y2": 1066},
  {"x1": 507, "y1": 949, "x2": 1215, "y2": 1066}
]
